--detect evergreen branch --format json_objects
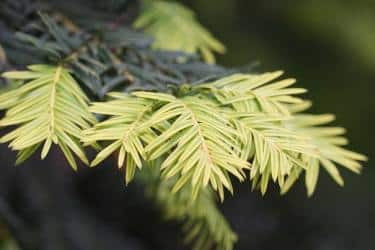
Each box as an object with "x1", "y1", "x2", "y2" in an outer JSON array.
[
  {"x1": 195, "y1": 72, "x2": 315, "y2": 194},
  {"x1": 82, "y1": 93, "x2": 156, "y2": 184},
  {"x1": 80, "y1": 72, "x2": 366, "y2": 198},
  {"x1": 0, "y1": 66, "x2": 366, "y2": 197},
  {"x1": 197, "y1": 72, "x2": 306, "y2": 115},
  {"x1": 282, "y1": 114, "x2": 367, "y2": 196},
  {"x1": 9, "y1": 12, "x2": 234, "y2": 97},
  {"x1": 134, "y1": 0, "x2": 226, "y2": 63},
  {"x1": 231, "y1": 113, "x2": 317, "y2": 194},
  {"x1": 151, "y1": 179, "x2": 237, "y2": 250},
  {"x1": 196, "y1": 72, "x2": 366, "y2": 195},
  {"x1": 0, "y1": 1, "x2": 368, "y2": 249},
  {"x1": 133, "y1": 91, "x2": 250, "y2": 200},
  {"x1": 0, "y1": 64, "x2": 95, "y2": 169}
]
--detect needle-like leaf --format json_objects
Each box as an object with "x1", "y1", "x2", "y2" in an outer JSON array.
[
  {"x1": 284, "y1": 114, "x2": 367, "y2": 195},
  {"x1": 0, "y1": 65, "x2": 95, "y2": 169},
  {"x1": 197, "y1": 72, "x2": 306, "y2": 115},
  {"x1": 82, "y1": 93, "x2": 155, "y2": 184},
  {"x1": 134, "y1": 91, "x2": 250, "y2": 200},
  {"x1": 134, "y1": 0, "x2": 226, "y2": 63}
]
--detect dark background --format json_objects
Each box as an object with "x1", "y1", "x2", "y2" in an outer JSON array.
[{"x1": 0, "y1": 0, "x2": 374, "y2": 249}]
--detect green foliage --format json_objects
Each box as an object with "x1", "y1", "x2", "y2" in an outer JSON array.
[
  {"x1": 0, "y1": 64, "x2": 367, "y2": 250},
  {"x1": 134, "y1": 91, "x2": 250, "y2": 200},
  {"x1": 283, "y1": 113, "x2": 368, "y2": 195},
  {"x1": 149, "y1": 177, "x2": 237, "y2": 250},
  {"x1": 0, "y1": 2, "x2": 368, "y2": 250},
  {"x1": 82, "y1": 93, "x2": 155, "y2": 184},
  {"x1": 134, "y1": 0, "x2": 226, "y2": 63},
  {"x1": 194, "y1": 73, "x2": 313, "y2": 194},
  {"x1": 0, "y1": 66, "x2": 366, "y2": 198},
  {"x1": 0, "y1": 65, "x2": 95, "y2": 169},
  {"x1": 7, "y1": 11, "x2": 232, "y2": 97},
  {"x1": 197, "y1": 71, "x2": 306, "y2": 115},
  {"x1": 193, "y1": 72, "x2": 366, "y2": 195},
  {"x1": 41, "y1": 70, "x2": 363, "y2": 199}
]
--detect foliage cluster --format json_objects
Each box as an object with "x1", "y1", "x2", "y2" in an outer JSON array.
[{"x1": 0, "y1": 1, "x2": 366, "y2": 249}]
